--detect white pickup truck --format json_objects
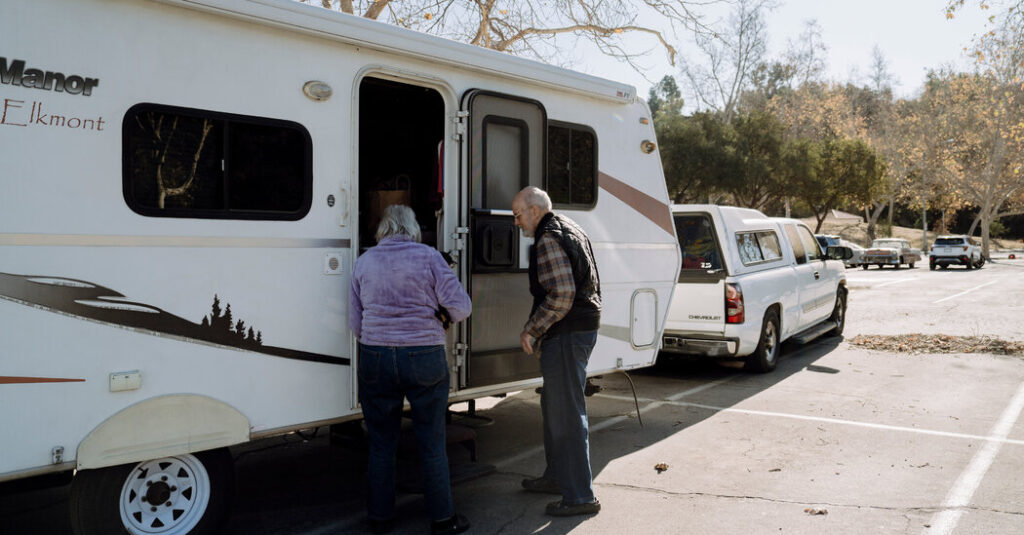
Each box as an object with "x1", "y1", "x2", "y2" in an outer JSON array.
[{"x1": 661, "y1": 205, "x2": 852, "y2": 372}]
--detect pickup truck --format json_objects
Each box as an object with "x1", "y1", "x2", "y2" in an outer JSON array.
[
  {"x1": 662, "y1": 205, "x2": 852, "y2": 372},
  {"x1": 861, "y1": 238, "x2": 921, "y2": 269},
  {"x1": 930, "y1": 235, "x2": 984, "y2": 270}
]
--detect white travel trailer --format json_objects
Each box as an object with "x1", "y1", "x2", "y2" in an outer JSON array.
[{"x1": 0, "y1": 0, "x2": 680, "y2": 532}]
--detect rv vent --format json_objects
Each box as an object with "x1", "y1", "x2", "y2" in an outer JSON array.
[{"x1": 324, "y1": 253, "x2": 344, "y2": 275}]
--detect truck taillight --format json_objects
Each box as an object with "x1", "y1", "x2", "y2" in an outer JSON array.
[{"x1": 725, "y1": 283, "x2": 744, "y2": 324}]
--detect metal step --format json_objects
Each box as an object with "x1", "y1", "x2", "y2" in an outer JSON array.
[{"x1": 791, "y1": 321, "x2": 838, "y2": 345}]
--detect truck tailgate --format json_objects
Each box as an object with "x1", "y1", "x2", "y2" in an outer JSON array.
[{"x1": 664, "y1": 281, "x2": 726, "y2": 335}]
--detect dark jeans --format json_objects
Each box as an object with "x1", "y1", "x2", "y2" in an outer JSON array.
[
  {"x1": 539, "y1": 330, "x2": 598, "y2": 505},
  {"x1": 358, "y1": 344, "x2": 453, "y2": 522}
]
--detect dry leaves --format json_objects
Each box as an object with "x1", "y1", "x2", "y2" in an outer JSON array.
[{"x1": 849, "y1": 334, "x2": 1024, "y2": 356}]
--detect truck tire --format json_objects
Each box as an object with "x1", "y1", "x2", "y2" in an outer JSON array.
[
  {"x1": 828, "y1": 289, "x2": 847, "y2": 337},
  {"x1": 70, "y1": 449, "x2": 233, "y2": 535},
  {"x1": 862, "y1": 264, "x2": 869, "y2": 270},
  {"x1": 745, "y1": 309, "x2": 780, "y2": 373}
]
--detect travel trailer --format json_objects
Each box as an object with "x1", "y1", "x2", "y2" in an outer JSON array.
[{"x1": 0, "y1": 0, "x2": 680, "y2": 532}]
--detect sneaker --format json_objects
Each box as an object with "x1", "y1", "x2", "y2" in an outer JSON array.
[
  {"x1": 545, "y1": 499, "x2": 600, "y2": 517},
  {"x1": 521, "y1": 476, "x2": 560, "y2": 495},
  {"x1": 431, "y1": 513, "x2": 470, "y2": 535}
]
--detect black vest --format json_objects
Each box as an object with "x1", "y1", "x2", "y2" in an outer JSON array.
[{"x1": 528, "y1": 212, "x2": 602, "y2": 335}]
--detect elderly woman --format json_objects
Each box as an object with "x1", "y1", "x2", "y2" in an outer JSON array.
[{"x1": 349, "y1": 204, "x2": 472, "y2": 535}]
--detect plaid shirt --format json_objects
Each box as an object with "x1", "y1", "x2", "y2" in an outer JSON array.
[{"x1": 524, "y1": 233, "x2": 576, "y2": 338}]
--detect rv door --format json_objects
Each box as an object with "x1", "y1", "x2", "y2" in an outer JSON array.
[{"x1": 459, "y1": 90, "x2": 546, "y2": 388}]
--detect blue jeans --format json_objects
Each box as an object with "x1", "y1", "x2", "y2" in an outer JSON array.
[
  {"x1": 358, "y1": 344, "x2": 453, "y2": 522},
  {"x1": 539, "y1": 330, "x2": 598, "y2": 505}
]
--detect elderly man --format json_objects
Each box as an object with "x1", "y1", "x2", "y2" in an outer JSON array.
[{"x1": 511, "y1": 186, "x2": 602, "y2": 517}]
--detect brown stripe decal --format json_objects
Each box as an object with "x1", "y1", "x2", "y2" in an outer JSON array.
[
  {"x1": 0, "y1": 376, "x2": 86, "y2": 384},
  {"x1": 598, "y1": 172, "x2": 675, "y2": 236}
]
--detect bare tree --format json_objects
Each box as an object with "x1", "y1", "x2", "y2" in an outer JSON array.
[
  {"x1": 868, "y1": 45, "x2": 898, "y2": 93},
  {"x1": 302, "y1": 0, "x2": 720, "y2": 73},
  {"x1": 679, "y1": 0, "x2": 774, "y2": 121},
  {"x1": 783, "y1": 19, "x2": 828, "y2": 87}
]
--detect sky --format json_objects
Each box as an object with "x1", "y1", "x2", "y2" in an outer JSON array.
[{"x1": 571, "y1": 0, "x2": 995, "y2": 103}]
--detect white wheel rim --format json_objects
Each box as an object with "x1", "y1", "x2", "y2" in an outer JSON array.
[
  {"x1": 764, "y1": 321, "x2": 777, "y2": 362},
  {"x1": 119, "y1": 454, "x2": 211, "y2": 535}
]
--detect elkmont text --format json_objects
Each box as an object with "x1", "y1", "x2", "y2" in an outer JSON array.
[{"x1": 1, "y1": 99, "x2": 106, "y2": 131}]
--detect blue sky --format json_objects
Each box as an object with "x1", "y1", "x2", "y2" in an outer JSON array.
[{"x1": 572, "y1": 0, "x2": 994, "y2": 101}]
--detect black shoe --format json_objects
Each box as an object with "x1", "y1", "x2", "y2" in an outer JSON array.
[
  {"x1": 545, "y1": 499, "x2": 601, "y2": 517},
  {"x1": 431, "y1": 513, "x2": 470, "y2": 535},
  {"x1": 367, "y1": 517, "x2": 393, "y2": 534},
  {"x1": 521, "y1": 476, "x2": 560, "y2": 495}
]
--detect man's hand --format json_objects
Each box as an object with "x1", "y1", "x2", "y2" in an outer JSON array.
[{"x1": 520, "y1": 331, "x2": 537, "y2": 356}]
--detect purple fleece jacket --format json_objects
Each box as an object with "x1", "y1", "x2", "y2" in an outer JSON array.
[{"x1": 350, "y1": 235, "x2": 472, "y2": 346}]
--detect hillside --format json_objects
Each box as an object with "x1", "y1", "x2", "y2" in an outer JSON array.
[{"x1": 802, "y1": 218, "x2": 1022, "y2": 251}]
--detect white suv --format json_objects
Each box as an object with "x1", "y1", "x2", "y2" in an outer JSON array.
[{"x1": 930, "y1": 235, "x2": 984, "y2": 270}]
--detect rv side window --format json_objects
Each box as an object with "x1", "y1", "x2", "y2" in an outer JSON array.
[
  {"x1": 123, "y1": 104, "x2": 312, "y2": 220},
  {"x1": 547, "y1": 122, "x2": 597, "y2": 208},
  {"x1": 675, "y1": 214, "x2": 723, "y2": 274},
  {"x1": 736, "y1": 231, "x2": 783, "y2": 266},
  {"x1": 783, "y1": 224, "x2": 807, "y2": 264},
  {"x1": 482, "y1": 116, "x2": 529, "y2": 210}
]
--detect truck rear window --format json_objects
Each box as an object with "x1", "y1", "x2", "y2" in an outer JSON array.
[
  {"x1": 675, "y1": 214, "x2": 723, "y2": 272},
  {"x1": 737, "y1": 231, "x2": 783, "y2": 266}
]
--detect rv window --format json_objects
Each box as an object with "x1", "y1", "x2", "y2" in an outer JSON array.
[
  {"x1": 547, "y1": 122, "x2": 597, "y2": 208},
  {"x1": 482, "y1": 116, "x2": 528, "y2": 210},
  {"x1": 123, "y1": 104, "x2": 312, "y2": 220},
  {"x1": 675, "y1": 214, "x2": 723, "y2": 273}
]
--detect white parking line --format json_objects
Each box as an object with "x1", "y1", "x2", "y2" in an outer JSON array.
[
  {"x1": 932, "y1": 280, "x2": 1000, "y2": 304},
  {"x1": 493, "y1": 375, "x2": 740, "y2": 470},
  {"x1": 923, "y1": 381, "x2": 1024, "y2": 535},
  {"x1": 874, "y1": 277, "x2": 919, "y2": 288},
  {"x1": 593, "y1": 394, "x2": 1024, "y2": 447}
]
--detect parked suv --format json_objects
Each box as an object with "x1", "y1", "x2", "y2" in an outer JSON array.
[
  {"x1": 930, "y1": 235, "x2": 984, "y2": 270},
  {"x1": 662, "y1": 206, "x2": 852, "y2": 373}
]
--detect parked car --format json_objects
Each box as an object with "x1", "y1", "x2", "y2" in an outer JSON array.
[
  {"x1": 862, "y1": 238, "x2": 921, "y2": 269},
  {"x1": 662, "y1": 205, "x2": 852, "y2": 373},
  {"x1": 930, "y1": 235, "x2": 984, "y2": 270},
  {"x1": 839, "y1": 239, "x2": 865, "y2": 268},
  {"x1": 815, "y1": 234, "x2": 841, "y2": 251}
]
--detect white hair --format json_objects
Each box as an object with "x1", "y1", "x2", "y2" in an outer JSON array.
[
  {"x1": 376, "y1": 204, "x2": 421, "y2": 242},
  {"x1": 521, "y1": 186, "x2": 552, "y2": 212}
]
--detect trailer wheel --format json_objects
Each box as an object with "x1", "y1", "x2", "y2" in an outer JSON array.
[
  {"x1": 70, "y1": 449, "x2": 233, "y2": 535},
  {"x1": 828, "y1": 289, "x2": 847, "y2": 337},
  {"x1": 745, "y1": 309, "x2": 780, "y2": 373}
]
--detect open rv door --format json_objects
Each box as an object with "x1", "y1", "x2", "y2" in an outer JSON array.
[{"x1": 458, "y1": 90, "x2": 546, "y2": 389}]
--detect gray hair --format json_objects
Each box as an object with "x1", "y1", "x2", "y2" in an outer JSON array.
[
  {"x1": 520, "y1": 186, "x2": 552, "y2": 212},
  {"x1": 376, "y1": 204, "x2": 421, "y2": 242}
]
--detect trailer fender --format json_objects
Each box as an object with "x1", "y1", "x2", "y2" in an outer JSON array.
[{"x1": 77, "y1": 394, "x2": 249, "y2": 470}]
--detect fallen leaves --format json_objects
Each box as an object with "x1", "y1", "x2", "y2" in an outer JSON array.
[
  {"x1": 804, "y1": 507, "x2": 828, "y2": 515},
  {"x1": 849, "y1": 334, "x2": 1024, "y2": 356},
  {"x1": 654, "y1": 463, "x2": 669, "y2": 474}
]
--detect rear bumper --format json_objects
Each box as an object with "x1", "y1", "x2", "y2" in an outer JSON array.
[
  {"x1": 661, "y1": 332, "x2": 740, "y2": 357},
  {"x1": 931, "y1": 255, "x2": 970, "y2": 266}
]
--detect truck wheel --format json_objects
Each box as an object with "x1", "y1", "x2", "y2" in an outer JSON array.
[
  {"x1": 976, "y1": 257, "x2": 985, "y2": 268},
  {"x1": 745, "y1": 309, "x2": 780, "y2": 373},
  {"x1": 828, "y1": 289, "x2": 847, "y2": 337},
  {"x1": 70, "y1": 449, "x2": 233, "y2": 535},
  {"x1": 909, "y1": 262, "x2": 915, "y2": 269},
  {"x1": 861, "y1": 264, "x2": 869, "y2": 270}
]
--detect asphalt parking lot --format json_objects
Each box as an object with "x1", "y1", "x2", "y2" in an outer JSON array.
[{"x1": 3, "y1": 257, "x2": 1023, "y2": 534}]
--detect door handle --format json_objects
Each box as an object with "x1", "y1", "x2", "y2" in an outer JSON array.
[{"x1": 813, "y1": 271, "x2": 820, "y2": 280}]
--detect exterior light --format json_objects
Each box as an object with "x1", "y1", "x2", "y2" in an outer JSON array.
[
  {"x1": 640, "y1": 140, "x2": 656, "y2": 154},
  {"x1": 302, "y1": 81, "x2": 332, "y2": 101}
]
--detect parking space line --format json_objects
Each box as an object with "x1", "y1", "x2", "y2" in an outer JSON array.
[
  {"x1": 932, "y1": 280, "x2": 1000, "y2": 304},
  {"x1": 874, "y1": 277, "x2": 919, "y2": 288},
  {"x1": 924, "y1": 381, "x2": 1024, "y2": 535},
  {"x1": 493, "y1": 375, "x2": 739, "y2": 470},
  {"x1": 593, "y1": 394, "x2": 1024, "y2": 447}
]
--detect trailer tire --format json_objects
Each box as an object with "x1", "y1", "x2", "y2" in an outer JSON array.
[
  {"x1": 70, "y1": 449, "x2": 233, "y2": 535},
  {"x1": 745, "y1": 309, "x2": 780, "y2": 373}
]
